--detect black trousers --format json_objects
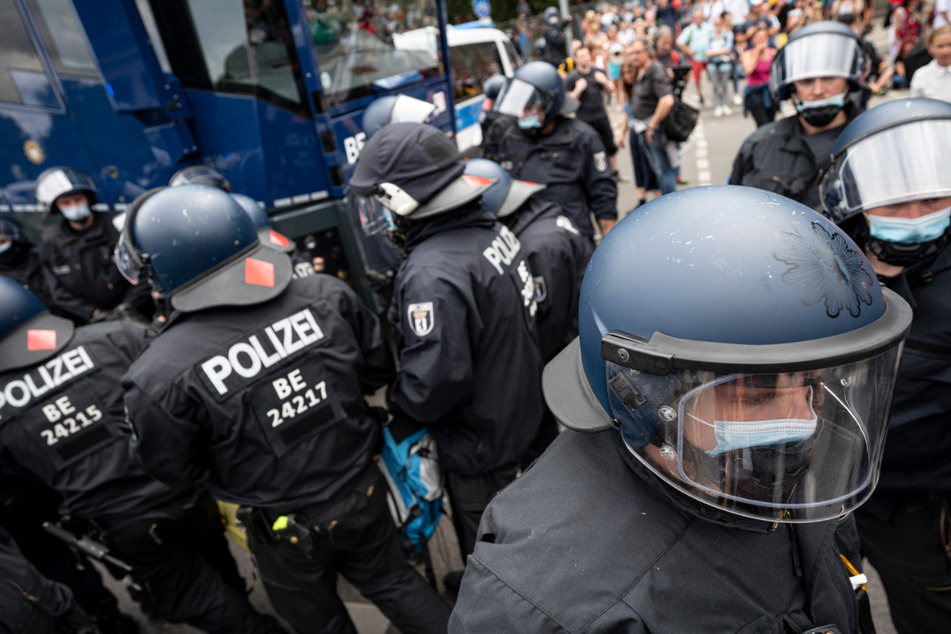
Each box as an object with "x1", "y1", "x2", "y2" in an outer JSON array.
[
  {"x1": 99, "y1": 493, "x2": 279, "y2": 633},
  {"x1": 856, "y1": 494, "x2": 951, "y2": 634},
  {"x1": 445, "y1": 461, "x2": 519, "y2": 564},
  {"x1": 248, "y1": 466, "x2": 451, "y2": 634}
]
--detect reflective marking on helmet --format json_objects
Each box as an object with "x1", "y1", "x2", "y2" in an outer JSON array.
[
  {"x1": 245, "y1": 257, "x2": 275, "y2": 287},
  {"x1": 27, "y1": 330, "x2": 57, "y2": 351},
  {"x1": 268, "y1": 231, "x2": 290, "y2": 248},
  {"x1": 461, "y1": 174, "x2": 492, "y2": 188}
]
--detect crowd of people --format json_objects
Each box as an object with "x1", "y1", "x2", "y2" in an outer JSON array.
[{"x1": 2, "y1": 3, "x2": 951, "y2": 634}]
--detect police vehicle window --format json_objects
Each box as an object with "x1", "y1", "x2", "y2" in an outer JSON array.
[
  {"x1": 186, "y1": 0, "x2": 306, "y2": 110},
  {"x1": 503, "y1": 39, "x2": 523, "y2": 69},
  {"x1": 25, "y1": 0, "x2": 99, "y2": 78},
  {"x1": 0, "y1": 2, "x2": 57, "y2": 107},
  {"x1": 134, "y1": 0, "x2": 172, "y2": 73},
  {"x1": 304, "y1": 0, "x2": 441, "y2": 107},
  {"x1": 449, "y1": 42, "x2": 503, "y2": 101}
]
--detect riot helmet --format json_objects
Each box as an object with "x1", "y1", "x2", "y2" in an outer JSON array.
[
  {"x1": 114, "y1": 185, "x2": 292, "y2": 313},
  {"x1": 770, "y1": 21, "x2": 869, "y2": 125},
  {"x1": 544, "y1": 186, "x2": 911, "y2": 523},
  {"x1": 0, "y1": 277, "x2": 74, "y2": 373},
  {"x1": 544, "y1": 6, "x2": 559, "y2": 23},
  {"x1": 819, "y1": 98, "x2": 951, "y2": 267},
  {"x1": 482, "y1": 74, "x2": 507, "y2": 102},
  {"x1": 0, "y1": 214, "x2": 27, "y2": 266},
  {"x1": 34, "y1": 167, "x2": 98, "y2": 218},
  {"x1": 169, "y1": 165, "x2": 231, "y2": 191},
  {"x1": 362, "y1": 95, "x2": 437, "y2": 139},
  {"x1": 463, "y1": 158, "x2": 545, "y2": 217},
  {"x1": 348, "y1": 123, "x2": 495, "y2": 244},
  {"x1": 495, "y1": 62, "x2": 578, "y2": 132},
  {"x1": 231, "y1": 193, "x2": 296, "y2": 254}
]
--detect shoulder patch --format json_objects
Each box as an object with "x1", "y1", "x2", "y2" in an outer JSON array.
[
  {"x1": 593, "y1": 151, "x2": 608, "y2": 173},
  {"x1": 407, "y1": 302, "x2": 435, "y2": 337}
]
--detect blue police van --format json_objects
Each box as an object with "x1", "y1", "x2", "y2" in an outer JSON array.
[{"x1": 0, "y1": 0, "x2": 459, "y2": 311}]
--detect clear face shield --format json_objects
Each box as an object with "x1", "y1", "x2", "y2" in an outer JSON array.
[
  {"x1": 771, "y1": 33, "x2": 869, "y2": 98},
  {"x1": 349, "y1": 182, "x2": 421, "y2": 237},
  {"x1": 604, "y1": 340, "x2": 904, "y2": 522},
  {"x1": 113, "y1": 237, "x2": 141, "y2": 285},
  {"x1": 820, "y1": 119, "x2": 951, "y2": 222},
  {"x1": 495, "y1": 78, "x2": 556, "y2": 127}
]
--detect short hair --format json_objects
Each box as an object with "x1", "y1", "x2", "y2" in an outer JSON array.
[
  {"x1": 654, "y1": 25, "x2": 673, "y2": 42},
  {"x1": 927, "y1": 25, "x2": 951, "y2": 46},
  {"x1": 631, "y1": 35, "x2": 655, "y2": 57}
]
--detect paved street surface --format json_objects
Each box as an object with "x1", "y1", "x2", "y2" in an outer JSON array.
[{"x1": 103, "y1": 25, "x2": 903, "y2": 633}]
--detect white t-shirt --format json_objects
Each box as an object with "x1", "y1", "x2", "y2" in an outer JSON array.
[
  {"x1": 910, "y1": 59, "x2": 951, "y2": 102},
  {"x1": 935, "y1": 0, "x2": 951, "y2": 28}
]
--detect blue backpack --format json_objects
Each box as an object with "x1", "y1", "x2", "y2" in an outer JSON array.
[{"x1": 378, "y1": 419, "x2": 444, "y2": 554}]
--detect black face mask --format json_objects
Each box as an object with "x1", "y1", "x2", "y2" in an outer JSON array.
[
  {"x1": 797, "y1": 103, "x2": 844, "y2": 127},
  {"x1": 0, "y1": 241, "x2": 27, "y2": 267},
  {"x1": 384, "y1": 212, "x2": 412, "y2": 250}
]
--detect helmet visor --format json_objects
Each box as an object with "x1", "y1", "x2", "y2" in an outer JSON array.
[
  {"x1": 113, "y1": 237, "x2": 141, "y2": 285},
  {"x1": 821, "y1": 119, "x2": 951, "y2": 221},
  {"x1": 495, "y1": 78, "x2": 556, "y2": 119},
  {"x1": 388, "y1": 95, "x2": 438, "y2": 124},
  {"x1": 349, "y1": 193, "x2": 397, "y2": 236},
  {"x1": 606, "y1": 346, "x2": 902, "y2": 522},
  {"x1": 771, "y1": 34, "x2": 868, "y2": 94}
]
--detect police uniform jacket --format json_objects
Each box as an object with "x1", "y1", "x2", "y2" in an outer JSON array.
[
  {"x1": 123, "y1": 274, "x2": 395, "y2": 511},
  {"x1": 450, "y1": 429, "x2": 864, "y2": 633},
  {"x1": 863, "y1": 244, "x2": 951, "y2": 515},
  {"x1": 496, "y1": 117, "x2": 618, "y2": 239},
  {"x1": 506, "y1": 197, "x2": 592, "y2": 362},
  {"x1": 0, "y1": 321, "x2": 179, "y2": 520},
  {"x1": 729, "y1": 104, "x2": 860, "y2": 211},
  {"x1": 389, "y1": 204, "x2": 545, "y2": 476},
  {"x1": 0, "y1": 527, "x2": 76, "y2": 634},
  {"x1": 39, "y1": 213, "x2": 152, "y2": 323},
  {"x1": 0, "y1": 246, "x2": 53, "y2": 311}
]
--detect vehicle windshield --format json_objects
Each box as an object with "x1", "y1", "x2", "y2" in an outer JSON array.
[{"x1": 306, "y1": 0, "x2": 442, "y2": 107}]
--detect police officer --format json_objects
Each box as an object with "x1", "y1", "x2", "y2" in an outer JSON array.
[
  {"x1": 0, "y1": 212, "x2": 52, "y2": 309},
  {"x1": 0, "y1": 276, "x2": 274, "y2": 633},
  {"x1": 462, "y1": 158, "x2": 592, "y2": 468},
  {"x1": 348, "y1": 124, "x2": 545, "y2": 567},
  {"x1": 730, "y1": 22, "x2": 869, "y2": 211},
  {"x1": 118, "y1": 185, "x2": 450, "y2": 634},
  {"x1": 492, "y1": 61, "x2": 618, "y2": 241},
  {"x1": 34, "y1": 168, "x2": 152, "y2": 324},
  {"x1": 542, "y1": 7, "x2": 571, "y2": 69},
  {"x1": 478, "y1": 75, "x2": 509, "y2": 160},
  {"x1": 0, "y1": 527, "x2": 95, "y2": 634},
  {"x1": 819, "y1": 98, "x2": 951, "y2": 634},
  {"x1": 450, "y1": 186, "x2": 912, "y2": 633},
  {"x1": 462, "y1": 158, "x2": 591, "y2": 363}
]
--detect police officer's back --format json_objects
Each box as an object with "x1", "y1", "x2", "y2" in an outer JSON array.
[
  {"x1": 0, "y1": 276, "x2": 272, "y2": 633},
  {"x1": 118, "y1": 185, "x2": 450, "y2": 634},
  {"x1": 450, "y1": 186, "x2": 912, "y2": 633},
  {"x1": 349, "y1": 123, "x2": 546, "y2": 563}
]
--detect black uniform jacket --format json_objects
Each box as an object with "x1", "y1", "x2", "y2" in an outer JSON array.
[
  {"x1": 39, "y1": 213, "x2": 152, "y2": 323},
  {"x1": 389, "y1": 205, "x2": 545, "y2": 476},
  {"x1": 864, "y1": 245, "x2": 951, "y2": 513},
  {"x1": 450, "y1": 430, "x2": 864, "y2": 633},
  {"x1": 507, "y1": 197, "x2": 592, "y2": 362},
  {"x1": 729, "y1": 105, "x2": 860, "y2": 211},
  {"x1": 0, "y1": 528, "x2": 74, "y2": 634},
  {"x1": 496, "y1": 117, "x2": 617, "y2": 239},
  {"x1": 0, "y1": 321, "x2": 178, "y2": 519},
  {"x1": 123, "y1": 273, "x2": 395, "y2": 511}
]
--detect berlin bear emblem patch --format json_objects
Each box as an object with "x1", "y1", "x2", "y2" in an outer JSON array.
[{"x1": 407, "y1": 302, "x2": 435, "y2": 336}]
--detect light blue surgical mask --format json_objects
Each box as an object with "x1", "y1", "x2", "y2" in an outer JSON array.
[
  {"x1": 0, "y1": 242, "x2": 11, "y2": 255},
  {"x1": 518, "y1": 114, "x2": 542, "y2": 130},
  {"x1": 61, "y1": 203, "x2": 91, "y2": 222},
  {"x1": 865, "y1": 206, "x2": 951, "y2": 244},
  {"x1": 795, "y1": 92, "x2": 846, "y2": 127},
  {"x1": 689, "y1": 388, "x2": 818, "y2": 456}
]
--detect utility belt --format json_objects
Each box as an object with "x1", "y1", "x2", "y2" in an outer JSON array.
[{"x1": 237, "y1": 461, "x2": 380, "y2": 559}]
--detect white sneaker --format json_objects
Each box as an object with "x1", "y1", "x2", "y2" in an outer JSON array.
[
  {"x1": 732, "y1": 94, "x2": 743, "y2": 106},
  {"x1": 714, "y1": 106, "x2": 723, "y2": 117},
  {"x1": 722, "y1": 106, "x2": 733, "y2": 116}
]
